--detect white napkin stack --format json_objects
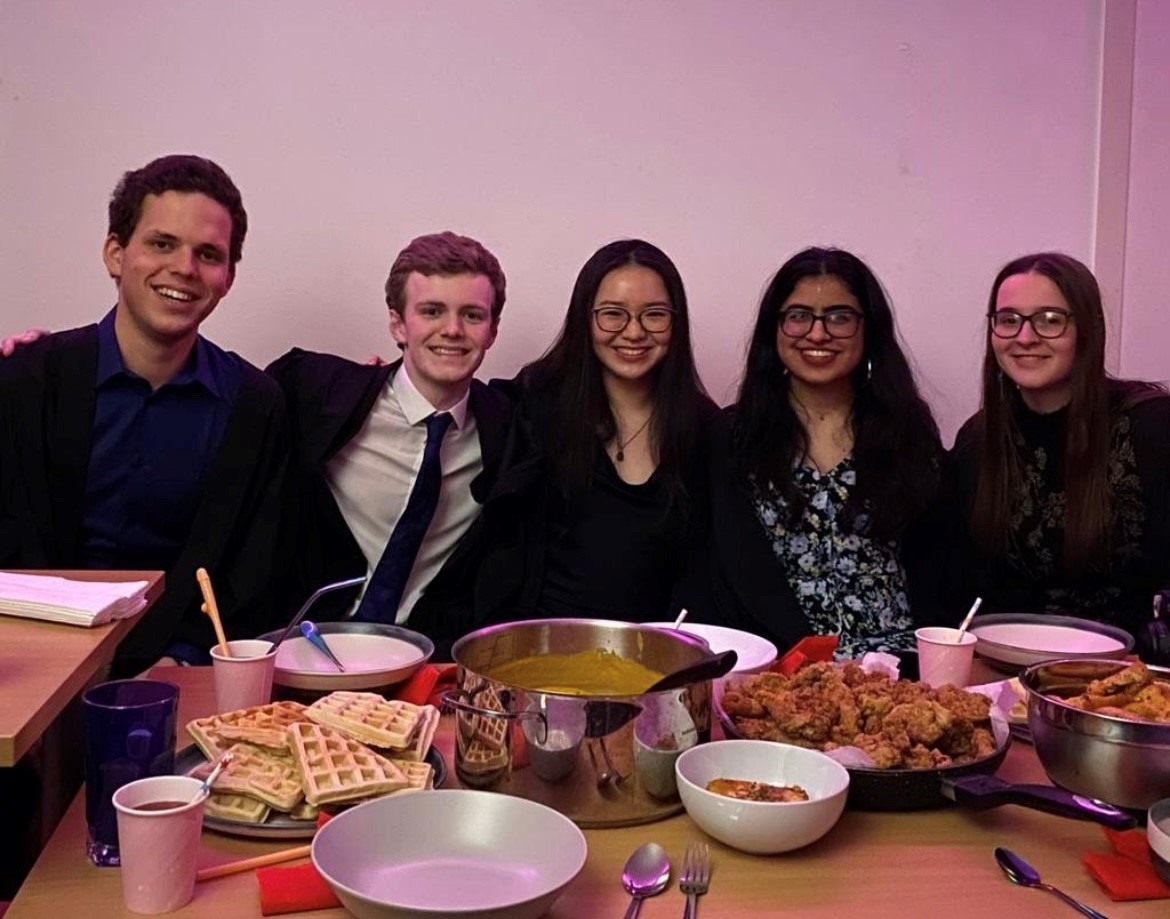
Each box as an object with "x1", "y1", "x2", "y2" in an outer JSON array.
[{"x1": 0, "y1": 572, "x2": 149, "y2": 627}]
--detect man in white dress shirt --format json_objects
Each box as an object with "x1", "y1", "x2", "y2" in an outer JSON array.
[{"x1": 267, "y1": 232, "x2": 512, "y2": 650}]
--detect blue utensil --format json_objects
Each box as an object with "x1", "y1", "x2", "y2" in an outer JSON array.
[
  {"x1": 269, "y1": 575, "x2": 367, "y2": 654},
  {"x1": 301, "y1": 620, "x2": 347, "y2": 672}
]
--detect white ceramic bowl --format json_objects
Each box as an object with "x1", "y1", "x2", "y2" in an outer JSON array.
[
  {"x1": 312, "y1": 789, "x2": 587, "y2": 919},
  {"x1": 675, "y1": 740, "x2": 850, "y2": 854},
  {"x1": 968, "y1": 613, "x2": 1132, "y2": 673},
  {"x1": 258, "y1": 622, "x2": 433, "y2": 691},
  {"x1": 644, "y1": 622, "x2": 778, "y2": 674},
  {"x1": 1149, "y1": 798, "x2": 1170, "y2": 885}
]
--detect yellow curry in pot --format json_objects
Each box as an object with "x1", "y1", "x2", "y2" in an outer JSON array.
[{"x1": 486, "y1": 648, "x2": 664, "y2": 695}]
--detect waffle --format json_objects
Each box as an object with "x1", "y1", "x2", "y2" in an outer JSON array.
[
  {"x1": 389, "y1": 759, "x2": 435, "y2": 793},
  {"x1": 187, "y1": 701, "x2": 307, "y2": 759},
  {"x1": 289, "y1": 800, "x2": 320, "y2": 821},
  {"x1": 287, "y1": 721, "x2": 411, "y2": 806},
  {"x1": 458, "y1": 736, "x2": 509, "y2": 776},
  {"x1": 209, "y1": 742, "x2": 304, "y2": 811},
  {"x1": 305, "y1": 691, "x2": 423, "y2": 750},
  {"x1": 205, "y1": 792, "x2": 271, "y2": 824},
  {"x1": 388, "y1": 705, "x2": 439, "y2": 762}
]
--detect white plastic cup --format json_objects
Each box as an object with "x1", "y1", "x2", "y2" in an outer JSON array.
[
  {"x1": 209, "y1": 639, "x2": 276, "y2": 712},
  {"x1": 915, "y1": 626, "x2": 978, "y2": 687},
  {"x1": 112, "y1": 775, "x2": 207, "y2": 914}
]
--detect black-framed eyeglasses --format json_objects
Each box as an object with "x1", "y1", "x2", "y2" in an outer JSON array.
[
  {"x1": 777, "y1": 307, "x2": 864, "y2": 339},
  {"x1": 592, "y1": 306, "x2": 676, "y2": 334},
  {"x1": 987, "y1": 308, "x2": 1074, "y2": 339}
]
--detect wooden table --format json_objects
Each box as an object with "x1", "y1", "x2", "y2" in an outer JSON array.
[
  {"x1": 7, "y1": 665, "x2": 1165, "y2": 918},
  {"x1": 0, "y1": 570, "x2": 164, "y2": 766}
]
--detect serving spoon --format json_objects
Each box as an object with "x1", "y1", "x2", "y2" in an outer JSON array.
[
  {"x1": 621, "y1": 842, "x2": 671, "y2": 919},
  {"x1": 994, "y1": 847, "x2": 1109, "y2": 918},
  {"x1": 645, "y1": 649, "x2": 738, "y2": 693}
]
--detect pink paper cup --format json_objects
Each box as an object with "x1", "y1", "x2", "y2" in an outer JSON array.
[
  {"x1": 209, "y1": 639, "x2": 276, "y2": 712},
  {"x1": 915, "y1": 626, "x2": 978, "y2": 688},
  {"x1": 113, "y1": 775, "x2": 207, "y2": 914}
]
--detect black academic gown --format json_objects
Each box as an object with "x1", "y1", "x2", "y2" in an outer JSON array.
[
  {"x1": 265, "y1": 349, "x2": 513, "y2": 658},
  {"x1": 0, "y1": 324, "x2": 293, "y2": 675}
]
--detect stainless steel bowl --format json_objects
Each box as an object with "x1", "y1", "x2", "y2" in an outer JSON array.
[
  {"x1": 445, "y1": 618, "x2": 713, "y2": 827},
  {"x1": 1022, "y1": 658, "x2": 1170, "y2": 810}
]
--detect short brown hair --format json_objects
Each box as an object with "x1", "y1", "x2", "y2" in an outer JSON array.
[{"x1": 384, "y1": 232, "x2": 505, "y2": 320}]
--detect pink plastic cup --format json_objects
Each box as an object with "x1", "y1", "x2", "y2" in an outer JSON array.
[
  {"x1": 112, "y1": 775, "x2": 207, "y2": 914},
  {"x1": 915, "y1": 626, "x2": 978, "y2": 688},
  {"x1": 209, "y1": 639, "x2": 276, "y2": 712}
]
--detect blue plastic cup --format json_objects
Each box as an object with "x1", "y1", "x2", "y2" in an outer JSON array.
[{"x1": 83, "y1": 679, "x2": 179, "y2": 867}]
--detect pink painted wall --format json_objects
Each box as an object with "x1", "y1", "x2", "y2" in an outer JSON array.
[
  {"x1": 0, "y1": 1, "x2": 1121, "y2": 441},
  {"x1": 1120, "y1": 0, "x2": 1170, "y2": 384}
]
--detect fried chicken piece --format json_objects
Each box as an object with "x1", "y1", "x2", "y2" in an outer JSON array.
[
  {"x1": 903, "y1": 744, "x2": 952, "y2": 769},
  {"x1": 1086, "y1": 661, "x2": 1152, "y2": 697},
  {"x1": 970, "y1": 727, "x2": 998, "y2": 759},
  {"x1": 883, "y1": 700, "x2": 953, "y2": 747},
  {"x1": 851, "y1": 732, "x2": 906, "y2": 769},
  {"x1": 938, "y1": 718, "x2": 976, "y2": 758},
  {"x1": 1126, "y1": 684, "x2": 1170, "y2": 723},
  {"x1": 933, "y1": 685, "x2": 993, "y2": 722}
]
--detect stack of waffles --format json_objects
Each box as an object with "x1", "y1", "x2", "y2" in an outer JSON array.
[{"x1": 186, "y1": 692, "x2": 440, "y2": 824}]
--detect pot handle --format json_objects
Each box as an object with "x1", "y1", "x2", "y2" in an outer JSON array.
[
  {"x1": 941, "y1": 774, "x2": 1137, "y2": 829},
  {"x1": 439, "y1": 689, "x2": 549, "y2": 744}
]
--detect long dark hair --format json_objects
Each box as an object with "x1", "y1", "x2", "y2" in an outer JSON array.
[
  {"x1": 523, "y1": 239, "x2": 710, "y2": 517},
  {"x1": 970, "y1": 251, "x2": 1164, "y2": 572},
  {"x1": 731, "y1": 246, "x2": 941, "y2": 537}
]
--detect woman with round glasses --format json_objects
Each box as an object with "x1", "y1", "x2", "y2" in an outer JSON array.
[
  {"x1": 450, "y1": 239, "x2": 715, "y2": 627},
  {"x1": 685, "y1": 247, "x2": 947, "y2": 658},
  {"x1": 950, "y1": 252, "x2": 1170, "y2": 633}
]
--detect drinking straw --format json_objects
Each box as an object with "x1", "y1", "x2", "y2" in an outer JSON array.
[
  {"x1": 197, "y1": 567, "x2": 231, "y2": 657},
  {"x1": 672, "y1": 608, "x2": 689, "y2": 629},
  {"x1": 195, "y1": 844, "x2": 313, "y2": 882},
  {"x1": 955, "y1": 597, "x2": 983, "y2": 642}
]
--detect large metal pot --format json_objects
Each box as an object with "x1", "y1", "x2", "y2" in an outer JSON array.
[
  {"x1": 1022, "y1": 658, "x2": 1170, "y2": 810},
  {"x1": 444, "y1": 619, "x2": 713, "y2": 827}
]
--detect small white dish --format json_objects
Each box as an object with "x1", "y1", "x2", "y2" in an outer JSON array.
[
  {"x1": 643, "y1": 622, "x2": 778, "y2": 674},
  {"x1": 258, "y1": 622, "x2": 433, "y2": 691},
  {"x1": 312, "y1": 789, "x2": 587, "y2": 919},
  {"x1": 1148, "y1": 798, "x2": 1170, "y2": 885},
  {"x1": 968, "y1": 614, "x2": 1132, "y2": 673},
  {"x1": 675, "y1": 740, "x2": 849, "y2": 854}
]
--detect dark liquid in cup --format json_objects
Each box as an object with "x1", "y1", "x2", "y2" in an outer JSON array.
[{"x1": 135, "y1": 800, "x2": 188, "y2": 812}]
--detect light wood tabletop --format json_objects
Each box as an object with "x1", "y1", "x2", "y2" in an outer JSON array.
[
  {"x1": 0, "y1": 570, "x2": 164, "y2": 766},
  {"x1": 9, "y1": 663, "x2": 1165, "y2": 917}
]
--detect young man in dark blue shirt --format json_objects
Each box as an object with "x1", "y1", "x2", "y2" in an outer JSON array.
[{"x1": 0, "y1": 155, "x2": 290, "y2": 675}]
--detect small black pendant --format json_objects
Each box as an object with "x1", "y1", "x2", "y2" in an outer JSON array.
[{"x1": 615, "y1": 449, "x2": 625, "y2": 462}]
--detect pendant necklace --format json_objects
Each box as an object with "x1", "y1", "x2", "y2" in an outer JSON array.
[{"x1": 615, "y1": 416, "x2": 652, "y2": 462}]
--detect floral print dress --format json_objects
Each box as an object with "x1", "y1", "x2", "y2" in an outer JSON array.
[{"x1": 750, "y1": 455, "x2": 914, "y2": 659}]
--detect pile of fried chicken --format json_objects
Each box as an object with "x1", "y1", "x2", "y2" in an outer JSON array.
[
  {"x1": 719, "y1": 662, "x2": 999, "y2": 770},
  {"x1": 1061, "y1": 661, "x2": 1170, "y2": 722}
]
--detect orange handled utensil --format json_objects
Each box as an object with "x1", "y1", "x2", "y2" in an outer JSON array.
[{"x1": 196, "y1": 567, "x2": 230, "y2": 657}]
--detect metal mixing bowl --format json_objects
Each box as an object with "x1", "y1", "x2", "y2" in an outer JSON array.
[{"x1": 1022, "y1": 658, "x2": 1170, "y2": 810}]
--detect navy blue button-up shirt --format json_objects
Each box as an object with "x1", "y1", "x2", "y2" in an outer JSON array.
[{"x1": 80, "y1": 310, "x2": 242, "y2": 573}]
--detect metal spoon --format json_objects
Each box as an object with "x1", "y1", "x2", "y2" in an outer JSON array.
[
  {"x1": 300, "y1": 620, "x2": 346, "y2": 672},
  {"x1": 994, "y1": 847, "x2": 1110, "y2": 919},
  {"x1": 621, "y1": 842, "x2": 671, "y2": 919},
  {"x1": 645, "y1": 649, "x2": 739, "y2": 693},
  {"x1": 269, "y1": 575, "x2": 366, "y2": 652}
]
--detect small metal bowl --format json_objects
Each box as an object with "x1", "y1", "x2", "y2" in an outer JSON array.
[{"x1": 1022, "y1": 659, "x2": 1170, "y2": 810}]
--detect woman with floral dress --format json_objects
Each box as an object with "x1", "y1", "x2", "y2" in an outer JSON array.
[
  {"x1": 949, "y1": 252, "x2": 1170, "y2": 638},
  {"x1": 684, "y1": 247, "x2": 948, "y2": 658}
]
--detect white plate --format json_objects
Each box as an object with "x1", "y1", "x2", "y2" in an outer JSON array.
[
  {"x1": 968, "y1": 613, "x2": 1133, "y2": 673},
  {"x1": 312, "y1": 789, "x2": 587, "y2": 919},
  {"x1": 643, "y1": 622, "x2": 778, "y2": 673},
  {"x1": 258, "y1": 622, "x2": 433, "y2": 691}
]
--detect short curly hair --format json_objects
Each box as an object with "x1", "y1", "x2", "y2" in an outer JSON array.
[
  {"x1": 384, "y1": 231, "x2": 505, "y2": 321},
  {"x1": 108, "y1": 155, "x2": 247, "y2": 267}
]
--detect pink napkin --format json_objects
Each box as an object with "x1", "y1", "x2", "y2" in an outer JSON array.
[{"x1": 1082, "y1": 827, "x2": 1170, "y2": 900}]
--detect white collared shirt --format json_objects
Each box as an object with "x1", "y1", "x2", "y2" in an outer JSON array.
[{"x1": 325, "y1": 365, "x2": 482, "y2": 622}]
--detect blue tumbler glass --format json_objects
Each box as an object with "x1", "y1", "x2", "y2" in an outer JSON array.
[{"x1": 83, "y1": 679, "x2": 178, "y2": 866}]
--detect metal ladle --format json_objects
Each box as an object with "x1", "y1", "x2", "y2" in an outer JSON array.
[{"x1": 994, "y1": 847, "x2": 1109, "y2": 918}]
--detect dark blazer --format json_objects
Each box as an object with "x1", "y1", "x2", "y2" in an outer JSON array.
[
  {"x1": 676, "y1": 407, "x2": 950, "y2": 654},
  {"x1": 0, "y1": 324, "x2": 292, "y2": 675},
  {"x1": 265, "y1": 349, "x2": 513, "y2": 655}
]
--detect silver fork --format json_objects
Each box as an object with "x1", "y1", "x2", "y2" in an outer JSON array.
[{"x1": 679, "y1": 842, "x2": 710, "y2": 919}]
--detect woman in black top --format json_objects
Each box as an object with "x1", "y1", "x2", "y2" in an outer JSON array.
[
  {"x1": 684, "y1": 247, "x2": 947, "y2": 657},
  {"x1": 950, "y1": 252, "x2": 1170, "y2": 635},
  {"x1": 467, "y1": 239, "x2": 716, "y2": 624}
]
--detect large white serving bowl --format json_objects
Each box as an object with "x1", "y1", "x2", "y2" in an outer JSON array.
[
  {"x1": 312, "y1": 789, "x2": 587, "y2": 919},
  {"x1": 675, "y1": 740, "x2": 850, "y2": 855},
  {"x1": 644, "y1": 622, "x2": 779, "y2": 674},
  {"x1": 257, "y1": 621, "x2": 433, "y2": 692}
]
